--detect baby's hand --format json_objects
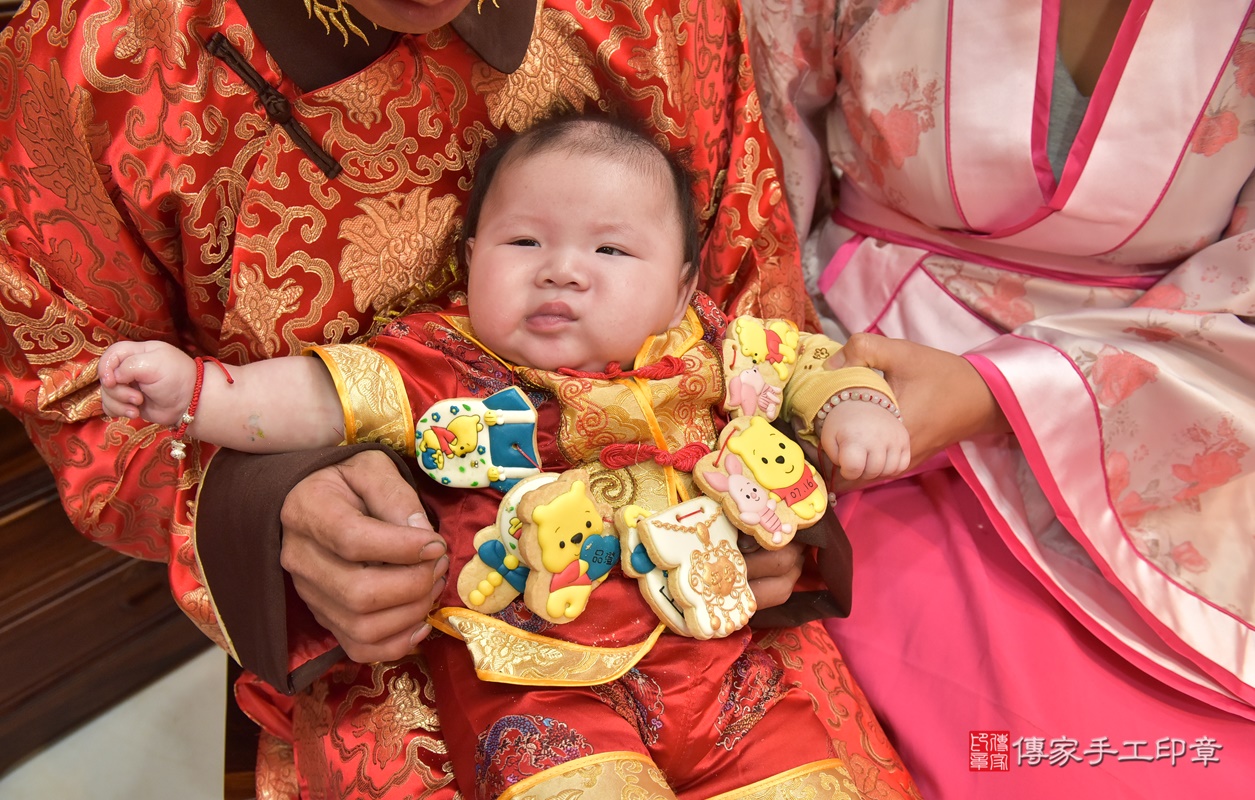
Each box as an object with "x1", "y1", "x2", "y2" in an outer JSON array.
[
  {"x1": 99, "y1": 340, "x2": 197, "y2": 426},
  {"x1": 819, "y1": 392, "x2": 911, "y2": 482}
]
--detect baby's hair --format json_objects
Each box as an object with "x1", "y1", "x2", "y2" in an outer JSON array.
[{"x1": 462, "y1": 112, "x2": 701, "y2": 283}]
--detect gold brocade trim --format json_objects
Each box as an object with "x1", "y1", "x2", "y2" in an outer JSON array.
[
  {"x1": 497, "y1": 751, "x2": 672, "y2": 800},
  {"x1": 511, "y1": 308, "x2": 722, "y2": 469},
  {"x1": 707, "y1": 758, "x2": 858, "y2": 800},
  {"x1": 635, "y1": 307, "x2": 705, "y2": 365},
  {"x1": 189, "y1": 446, "x2": 239, "y2": 662},
  {"x1": 304, "y1": 344, "x2": 416, "y2": 455},
  {"x1": 428, "y1": 608, "x2": 664, "y2": 686}
]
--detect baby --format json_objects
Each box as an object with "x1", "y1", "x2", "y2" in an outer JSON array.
[{"x1": 101, "y1": 114, "x2": 908, "y2": 799}]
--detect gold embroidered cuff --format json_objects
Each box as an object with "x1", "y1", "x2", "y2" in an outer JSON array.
[
  {"x1": 707, "y1": 758, "x2": 859, "y2": 800},
  {"x1": 497, "y1": 751, "x2": 670, "y2": 800},
  {"x1": 304, "y1": 344, "x2": 415, "y2": 455},
  {"x1": 429, "y1": 608, "x2": 664, "y2": 686}
]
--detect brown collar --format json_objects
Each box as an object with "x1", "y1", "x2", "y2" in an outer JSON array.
[
  {"x1": 234, "y1": 0, "x2": 538, "y2": 93},
  {"x1": 450, "y1": 0, "x2": 538, "y2": 74}
]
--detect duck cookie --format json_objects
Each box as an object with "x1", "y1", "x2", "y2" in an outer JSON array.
[
  {"x1": 515, "y1": 468, "x2": 621, "y2": 624},
  {"x1": 415, "y1": 386, "x2": 541, "y2": 491},
  {"x1": 615, "y1": 497, "x2": 755, "y2": 640},
  {"x1": 456, "y1": 473, "x2": 559, "y2": 614},
  {"x1": 694, "y1": 416, "x2": 827, "y2": 549}
]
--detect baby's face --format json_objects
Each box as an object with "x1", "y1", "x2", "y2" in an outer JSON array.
[{"x1": 466, "y1": 148, "x2": 694, "y2": 372}]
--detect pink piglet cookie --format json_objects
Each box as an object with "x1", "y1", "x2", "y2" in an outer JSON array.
[
  {"x1": 693, "y1": 416, "x2": 827, "y2": 549},
  {"x1": 720, "y1": 317, "x2": 799, "y2": 422}
]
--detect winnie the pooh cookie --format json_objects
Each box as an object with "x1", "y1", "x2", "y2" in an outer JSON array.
[
  {"x1": 726, "y1": 317, "x2": 799, "y2": 383},
  {"x1": 694, "y1": 416, "x2": 827, "y2": 549},
  {"x1": 615, "y1": 498, "x2": 755, "y2": 640},
  {"x1": 456, "y1": 472, "x2": 559, "y2": 614},
  {"x1": 721, "y1": 318, "x2": 801, "y2": 421},
  {"x1": 515, "y1": 468, "x2": 621, "y2": 624}
]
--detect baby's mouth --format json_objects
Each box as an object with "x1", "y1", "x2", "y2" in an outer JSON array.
[{"x1": 527, "y1": 302, "x2": 577, "y2": 327}]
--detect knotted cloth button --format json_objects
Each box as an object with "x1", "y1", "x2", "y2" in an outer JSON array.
[{"x1": 260, "y1": 89, "x2": 292, "y2": 124}]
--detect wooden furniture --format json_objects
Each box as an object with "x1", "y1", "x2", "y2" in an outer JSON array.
[{"x1": 0, "y1": 408, "x2": 211, "y2": 773}]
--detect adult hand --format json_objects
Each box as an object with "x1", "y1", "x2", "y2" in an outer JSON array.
[
  {"x1": 826, "y1": 333, "x2": 1011, "y2": 491},
  {"x1": 741, "y1": 536, "x2": 805, "y2": 609},
  {"x1": 280, "y1": 449, "x2": 449, "y2": 663}
]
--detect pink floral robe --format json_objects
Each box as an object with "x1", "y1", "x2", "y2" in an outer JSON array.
[{"x1": 747, "y1": 0, "x2": 1255, "y2": 796}]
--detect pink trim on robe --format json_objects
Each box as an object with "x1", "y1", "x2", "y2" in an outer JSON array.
[{"x1": 965, "y1": 339, "x2": 1255, "y2": 709}]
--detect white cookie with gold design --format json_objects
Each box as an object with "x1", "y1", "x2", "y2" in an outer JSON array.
[{"x1": 621, "y1": 497, "x2": 755, "y2": 640}]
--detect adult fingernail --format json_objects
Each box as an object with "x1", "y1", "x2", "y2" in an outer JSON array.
[
  {"x1": 434, "y1": 554, "x2": 449, "y2": 578},
  {"x1": 409, "y1": 623, "x2": 432, "y2": 649},
  {"x1": 407, "y1": 511, "x2": 431, "y2": 528},
  {"x1": 420, "y1": 541, "x2": 446, "y2": 561}
]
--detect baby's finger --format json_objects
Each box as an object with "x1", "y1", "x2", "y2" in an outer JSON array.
[
  {"x1": 112, "y1": 384, "x2": 145, "y2": 408},
  {"x1": 894, "y1": 444, "x2": 912, "y2": 476},
  {"x1": 861, "y1": 448, "x2": 888, "y2": 480},
  {"x1": 98, "y1": 352, "x2": 123, "y2": 387},
  {"x1": 839, "y1": 446, "x2": 868, "y2": 480},
  {"x1": 110, "y1": 356, "x2": 151, "y2": 386},
  {"x1": 101, "y1": 394, "x2": 139, "y2": 420}
]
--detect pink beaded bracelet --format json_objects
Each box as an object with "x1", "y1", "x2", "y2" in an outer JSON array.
[{"x1": 814, "y1": 389, "x2": 901, "y2": 424}]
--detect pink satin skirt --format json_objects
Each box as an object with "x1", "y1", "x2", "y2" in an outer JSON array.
[{"x1": 826, "y1": 468, "x2": 1255, "y2": 799}]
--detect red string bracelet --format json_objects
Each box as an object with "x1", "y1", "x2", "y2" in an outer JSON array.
[{"x1": 169, "y1": 356, "x2": 234, "y2": 460}]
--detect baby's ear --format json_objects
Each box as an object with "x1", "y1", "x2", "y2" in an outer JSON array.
[
  {"x1": 463, "y1": 237, "x2": 476, "y2": 262},
  {"x1": 671, "y1": 265, "x2": 697, "y2": 325}
]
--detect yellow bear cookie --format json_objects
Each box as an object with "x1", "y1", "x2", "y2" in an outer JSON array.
[
  {"x1": 694, "y1": 416, "x2": 827, "y2": 549},
  {"x1": 515, "y1": 468, "x2": 620, "y2": 624},
  {"x1": 456, "y1": 473, "x2": 559, "y2": 614}
]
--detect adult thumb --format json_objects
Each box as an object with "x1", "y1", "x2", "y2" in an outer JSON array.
[
  {"x1": 407, "y1": 505, "x2": 434, "y2": 532},
  {"x1": 826, "y1": 332, "x2": 882, "y2": 371}
]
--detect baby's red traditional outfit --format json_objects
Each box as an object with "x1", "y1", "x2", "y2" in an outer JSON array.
[{"x1": 309, "y1": 293, "x2": 894, "y2": 800}]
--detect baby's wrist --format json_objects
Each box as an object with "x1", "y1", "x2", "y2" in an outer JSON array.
[
  {"x1": 814, "y1": 388, "x2": 900, "y2": 426},
  {"x1": 169, "y1": 356, "x2": 234, "y2": 460}
]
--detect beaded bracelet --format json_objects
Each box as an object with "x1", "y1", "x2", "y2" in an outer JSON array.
[
  {"x1": 169, "y1": 356, "x2": 234, "y2": 460},
  {"x1": 814, "y1": 388, "x2": 901, "y2": 425}
]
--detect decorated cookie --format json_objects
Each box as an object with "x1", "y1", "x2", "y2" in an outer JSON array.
[
  {"x1": 615, "y1": 497, "x2": 755, "y2": 640},
  {"x1": 415, "y1": 387, "x2": 541, "y2": 491},
  {"x1": 722, "y1": 361, "x2": 784, "y2": 421},
  {"x1": 693, "y1": 416, "x2": 827, "y2": 549},
  {"x1": 456, "y1": 472, "x2": 559, "y2": 614},
  {"x1": 514, "y1": 468, "x2": 620, "y2": 624},
  {"x1": 726, "y1": 317, "x2": 799, "y2": 383}
]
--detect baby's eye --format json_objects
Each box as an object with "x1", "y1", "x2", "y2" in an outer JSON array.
[
  {"x1": 510, "y1": 238, "x2": 540, "y2": 247},
  {"x1": 596, "y1": 245, "x2": 627, "y2": 256}
]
